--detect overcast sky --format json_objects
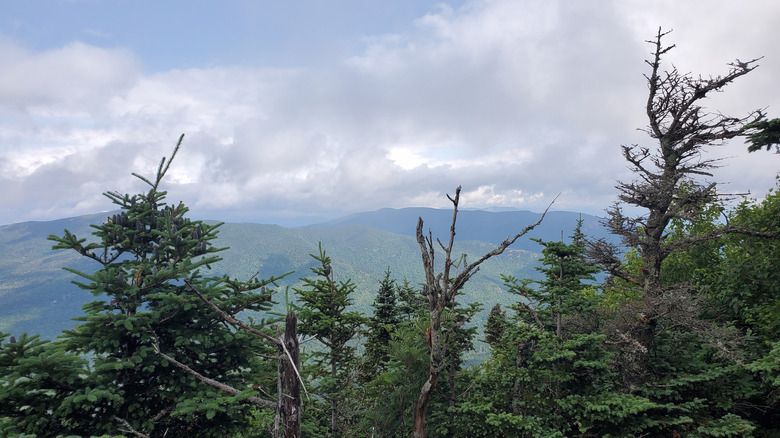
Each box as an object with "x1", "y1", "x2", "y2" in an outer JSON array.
[{"x1": 1, "y1": 0, "x2": 778, "y2": 226}]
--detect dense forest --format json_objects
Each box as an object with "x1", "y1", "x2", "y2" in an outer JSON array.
[{"x1": 2, "y1": 29, "x2": 780, "y2": 437}]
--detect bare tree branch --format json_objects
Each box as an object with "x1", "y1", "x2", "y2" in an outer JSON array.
[
  {"x1": 412, "y1": 187, "x2": 556, "y2": 437},
  {"x1": 184, "y1": 279, "x2": 281, "y2": 346},
  {"x1": 152, "y1": 342, "x2": 277, "y2": 410},
  {"x1": 114, "y1": 416, "x2": 150, "y2": 438}
]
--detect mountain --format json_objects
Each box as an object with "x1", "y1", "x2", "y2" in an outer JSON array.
[
  {"x1": 0, "y1": 214, "x2": 107, "y2": 339},
  {"x1": 307, "y1": 207, "x2": 608, "y2": 250},
  {"x1": 0, "y1": 208, "x2": 611, "y2": 341}
]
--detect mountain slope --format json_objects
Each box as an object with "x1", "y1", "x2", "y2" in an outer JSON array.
[{"x1": 0, "y1": 208, "x2": 607, "y2": 340}]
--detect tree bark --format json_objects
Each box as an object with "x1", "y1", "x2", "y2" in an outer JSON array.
[
  {"x1": 282, "y1": 311, "x2": 302, "y2": 438},
  {"x1": 413, "y1": 373, "x2": 440, "y2": 438}
]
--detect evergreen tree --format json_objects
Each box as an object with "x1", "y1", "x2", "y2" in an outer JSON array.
[
  {"x1": 397, "y1": 278, "x2": 426, "y2": 321},
  {"x1": 47, "y1": 135, "x2": 286, "y2": 436},
  {"x1": 483, "y1": 303, "x2": 507, "y2": 347},
  {"x1": 743, "y1": 117, "x2": 780, "y2": 153},
  {"x1": 293, "y1": 243, "x2": 366, "y2": 436},
  {"x1": 507, "y1": 219, "x2": 601, "y2": 338},
  {"x1": 362, "y1": 316, "x2": 431, "y2": 437},
  {"x1": 364, "y1": 269, "x2": 400, "y2": 376},
  {"x1": 440, "y1": 298, "x2": 482, "y2": 426},
  {"x1": 451, "y1": 222, "x2": 642, "y2": 437}
]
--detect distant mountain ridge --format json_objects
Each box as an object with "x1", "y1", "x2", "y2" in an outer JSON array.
[
  {"x1": 306, "y1": 207, "x2": 608, "y2": 250},
  {"x1": 0, "y1": 208, "x2": 611, "y2": 340}
]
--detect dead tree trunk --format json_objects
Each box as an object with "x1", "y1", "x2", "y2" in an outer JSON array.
[
  {"x1": 281, "y1": 311, "x2": 302, "y2": 438},
  {"x1": 412, "y1": 186, "x2": 554, "y2": 438}
]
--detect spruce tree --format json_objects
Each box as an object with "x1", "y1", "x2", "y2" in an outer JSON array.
[
  {"x1": 48, "y1": 135, "x2": 284, "y2": 436},
  {"x1": 507, "y1": 219, "x2": 601, "y2": 338},
  {"x1": 364, "y1": 269, "x2": 400, "y2": 375},
  {"x1": 484, "y1": 303, "x2": 507, "y2": 347},
  {"x1": 293, "y1": 243, "x2": 366, "y2": 436}
]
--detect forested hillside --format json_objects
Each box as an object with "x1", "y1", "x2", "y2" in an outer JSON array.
[
  {"x1": 2, "y1": 30, "x2": 780, "y2": 438},
  {"x1": 0, "y1": 208, "x2": 609, "y2": 340}
]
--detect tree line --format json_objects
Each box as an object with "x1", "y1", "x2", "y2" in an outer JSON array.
[{"x1": 2, "y1": 28, "x2": 779, "y2": 437}]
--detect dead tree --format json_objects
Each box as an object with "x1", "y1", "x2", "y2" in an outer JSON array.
[
  {"x1": 588, "y1": 28, "x2": 770, "y2": 385},
  {"x1": 412, "y1": 186, "x2": 554, "y2": 438},
  {"x1": 280, "y1": 312, "x2": 302, "y2": 438}
]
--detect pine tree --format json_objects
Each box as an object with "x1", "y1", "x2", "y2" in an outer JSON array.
[
  {"x1": 293, "y1": 243, "x2": 366, "y2": 436},
  {"x1": 484, "y1": 303, "x2": 507, "y2": 347},
  {"x1": 397, "y1": 278, "x2": 426, "y2": 321},
  {"x1": 508, "y1": 219, "x2": 601, "y2": 338},
  {"x1": 48, "y1": 135, "x2": 286, "y2": 436},
  {"x1": 364, "y1": 269, "x2": 401, "y2": 375},
  {"x1": 448, "y1": 220, "x2": 654, "y2": 437}
]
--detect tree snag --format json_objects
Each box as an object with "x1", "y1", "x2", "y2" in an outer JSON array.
[
  {"x1": 588, "y1": 27, "x2": 771, "y2": 387},
  {"x1": 412, "y1": 186, "x2": 555, "y2": 437}
]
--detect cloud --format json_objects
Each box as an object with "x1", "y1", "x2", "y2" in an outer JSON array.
[
  {"x1": 1, "y1": 0, "x2": 779, "y2": 226},
  {"x1": 0, "y1": 37, "x2": 139, "y2": 112}
]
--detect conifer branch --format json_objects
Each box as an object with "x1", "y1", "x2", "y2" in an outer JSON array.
[{"x1": 154, "y1": 134, "x2": 185, "y2": 190}]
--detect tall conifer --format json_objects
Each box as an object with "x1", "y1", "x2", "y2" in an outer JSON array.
[{"x1": 48, "y1": 135, "x2": 283, "y2": 436}]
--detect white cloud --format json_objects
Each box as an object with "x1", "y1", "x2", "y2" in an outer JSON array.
[
  {"x1": 0, "y1": 37, "x2": 139, "y2": 112},
  {"x1": 1, "y1": 0, "x2": 778, "y2": 226}
]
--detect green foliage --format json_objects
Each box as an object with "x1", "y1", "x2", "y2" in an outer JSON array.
[
  {"x1": 294, "y1": 243, "x2": 366, "y2": 366},
  {"x1": 458, "y1": 223, "x2": 631, "y2": 436},
  {"x1": 363, "y1": 268, "x2": 401, "y2": 376},
  {"x1": 503, "y1": 219, "x2": 602, "y2": 337},
  {"x1": 0, "y1": 332, "x2": 96, "y2": 436},
  {"x1": 746, "y1": 341, "x2": 780, "y2": 406},
  {"x1": 37, "y1": 136, "x2": 286, "y2": 436},
  {"x1": 293, "y1": 242, "x2": 367, "y2": 435},
  {"x1": 360, "y1": 315, "x2": 430, "y2": 436},
  {"x1": 707, "y1": 185, "x2": 780, "y2": 341},
  {"x1": 743, "y1": 117, "x2": 780, "y2": 153},
  {"x1": 691, "y1": 185, "x2": 780, "y2": 433},
  {"x1": 661, "y1": 200, "x2": 724, "y2": 287},
  {"x1": 484, "y1": 303, "x2": 507, "y2": 347},
  {"x1": 594, "y1": 184, "x2": 780, "y2": 436},
  {"x1": 444, "y1": 400, "x2": 552, "y2": 438},
  {"x1": 460, "y1": 321, "x2": 629, "y2": 437}
]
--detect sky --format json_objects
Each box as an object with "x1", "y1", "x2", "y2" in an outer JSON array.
[{"x1": 1, "y1": 0, "x2": 778, "y2": 226}]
